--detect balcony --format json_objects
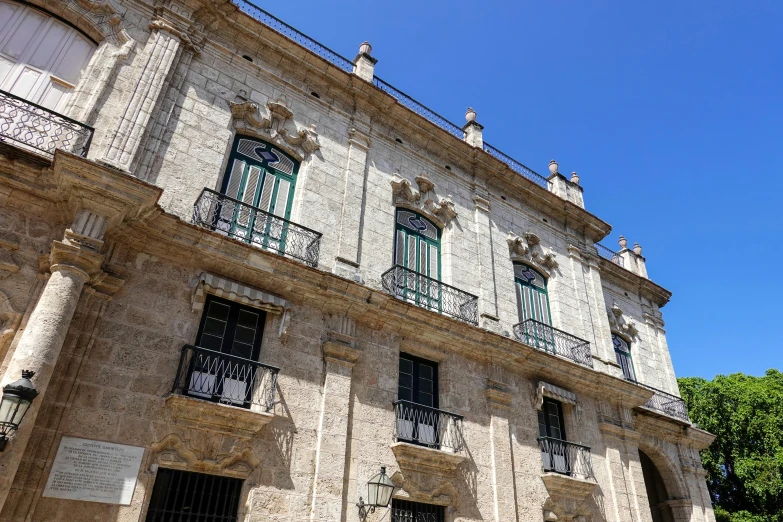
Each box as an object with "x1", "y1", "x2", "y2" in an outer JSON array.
[
  {"x1": 381, "y1": 265, "x2": 479, "y2": 325},
  {"x1": 513, "y1": 319, "x2": 593, "y2": 368},
  {"x1": 391, "y1": 400, "x2": 466, "y2": 475},
  {"x1": 537, "y1": 437, "x2": 594, "y2": 480},
  {"x1": 595, "y1": 242, "x2": 624, "y2": 267},
  {"x1": 0, "y1": 89, "x2": 93, "y2": 158},
  {"x1": 637, "y1": 382, "x2": 690, "y2": 422},
  {"x1": 166, "y1": 344, "x2": 280, "y2": 437},
  {"x1": 192, "y1": 188, "x2": 322, "y2": 268}
]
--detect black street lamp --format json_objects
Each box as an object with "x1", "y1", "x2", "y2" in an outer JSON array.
[
  {"x1": 356, "y1": 466, "x2": 396, "y2": 520},
  {"x1": 0, "y1": 370, "x2": 39, "y2": 451}
]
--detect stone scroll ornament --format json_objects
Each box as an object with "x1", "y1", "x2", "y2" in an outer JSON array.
[
  {"x1": 507, "y1": 231, "x2": 558, "y2": 270},
  {"x1": 607, "y1": 302, "x2": 639, "y2": 338},
  {"x1": 390, "y1": 173, "x2": 457, "y2": 225},
  {"x1": 228, "y1": 99, "x2": 320, "y2": 160}
]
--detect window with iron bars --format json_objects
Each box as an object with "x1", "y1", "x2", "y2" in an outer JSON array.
[
  {"x1": 145, "y1": 468, "x2": 243, "y2": 522},
  {"x1": 391, "y1": 499, "x2": 445, "y2": 522}
]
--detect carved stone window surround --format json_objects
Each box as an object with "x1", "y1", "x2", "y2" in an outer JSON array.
[{"x1": 149, "y1": 433, "x2": 260, "y2": 480}]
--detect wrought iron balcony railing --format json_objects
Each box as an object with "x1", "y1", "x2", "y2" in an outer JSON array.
[
  {"x1": 636, "y1": 382, "x2": 690, "y2": 422},
  {"x1": 482, "y1": 143, "x2": 550, "y2": 189},
  {"x1": 537, "y1": 437, "x2": 595, "y2": 480},
  {"x1": 393, "y1": 400, "x2": 464, "y2": 453},
  {"x1": 595, "y1": 243, "x2": 624, "y2": 267},
  {"x1": 0, "y1": 89, "x2": 93, "y2": 158},
  {"x1": 381, "y1": 265, "x2": 479, "y2": 326},
  {"x1": 192, "y1": 188, "x2": 322, "y2": 268},
  {"x1": 513, "y1": 319, "x2": 593, "y2": 368},
  {"x1": 172, "y1": 344, "x2": 279, "y2": 411}
]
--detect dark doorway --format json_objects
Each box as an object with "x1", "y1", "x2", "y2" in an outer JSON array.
[
  {"x1": 145, "y1": 468, "x2": 243, "y2": 522},
  {"x1": 639, "y1": 450, "x2": 674, "y2": 522}
]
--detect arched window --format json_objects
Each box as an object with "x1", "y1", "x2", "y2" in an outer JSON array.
[
  {"x1": 514, "y1": 264, "x2": 551, "y2": 325},
  {"x1": 0, "y1": 1, "x2": 96, "y2": 111},
  {"x1": 394, "y1": 208, "x2": 440, "y2": 279},
  {"x1": 612, "y1": 333, "x2": 636, "y2": 381},
  {"x1": 217, "y1": 136, "x2": 299, "y2": 250}
]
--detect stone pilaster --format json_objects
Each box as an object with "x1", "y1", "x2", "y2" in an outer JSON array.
[
  {"x1": 309, "y1": 317, "x2": 361, "y2": 521},
  {"x1": 473, "y1": 194, "x2": 499, "y2": 330},
  {"x1": 0, "y1": 237, "x2": 103, "y2": 510},
  {"x1": 334, "y1": 127, "x2": 371, "y2": 280},
  {"x1": 485, "y1": 380, "x2": 517, "y2": 522},
  {"x1": 102, "y1": 16, "x2": 199, "y2": 170},
  {"x1": 679, "y1": 445, "x2": 715, "y2": 522}
]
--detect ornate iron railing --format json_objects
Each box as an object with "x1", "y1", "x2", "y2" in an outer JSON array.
[
  {"x1": 381, "y1": 265, "x2": 479, "y2": 326},
  {"x1": 172, "y1": 344, "x2": 279, "y2": 411},
  {"x1": 232, "y1": 0, "x2": 354, "y2": 72},
  {"x1": 0, "y1": 89, "x2": 93, "y2": 157},
  {"x1": 192, "y1": 188, "x2": 322, "y2": 268},
  {"x1": 393, "y1": 400, "x2": 464, "y2": 453},
  {"x1": 513, "y1": 319, "x2": 593, "y2": 368},
  {"x1": 482, "y1": 142, "x2": 550, "y2": 189},
  {"x1": 637, "y1": 383, "x2": 690, "y2": 422},
  {"x1": 537, "y1": 437, "x2": 594, "y2": 480},
  {"x1": 372, "y1": 77, "x2": 465, "y2": 140},
  {"x1": 595, "y1": 243, "x2": 624, "y2": 267}
]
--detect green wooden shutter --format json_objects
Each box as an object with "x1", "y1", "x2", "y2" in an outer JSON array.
[
  {"x1": 613, "y1": 334, "x2": 636, "y2": 381},
  {"x1": 393, "y1": 209, "x2": 441, "y2": 309}
]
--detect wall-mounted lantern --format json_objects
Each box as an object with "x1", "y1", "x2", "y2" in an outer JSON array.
[
  {"x1": 356, "y1": 466, "x2": 396, "y2": 520},
  {"x1": 0, "y1": 370, "x2": 39, "y2": 451}
]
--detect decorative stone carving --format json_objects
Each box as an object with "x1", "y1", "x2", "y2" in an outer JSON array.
[
  {"x1": 149, "y1": 17, "x2": 205, "y2": 53},
  {"x1": 165, "y1": 394, "x2": 274, "y2": 438},
  {"x1": 607, "y1": 302, "x2": 639, "y2": 338},
  {"x1": 390, "y1": 173, "x2": 458, "y2": 225},
  {"x1": 540, "y1": 473, "x2": 597, "y2": 522},
  {"x1": 63, "y1": 0, "x2": 133, "y2": 46},
  {"x1": 507, "y1": 232, "x2": 558, "y2": 270},
  {"x1": 390, "y1": 453, "x2": 461, "y2": 508},
  {"x1": 228, "y1": 99, "x2": 320, "y2": 160},
  {"x1": 151, "y1": 433, "x2": 260, "y2": 479}
]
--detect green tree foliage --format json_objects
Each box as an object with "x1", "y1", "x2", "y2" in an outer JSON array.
[{"x1": 678, "y1": 370, "x2": 783, "y2": 522}]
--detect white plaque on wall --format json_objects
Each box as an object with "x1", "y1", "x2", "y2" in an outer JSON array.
[{"x1": 42, "y1": 437, "x2": 145, "y2": 505}]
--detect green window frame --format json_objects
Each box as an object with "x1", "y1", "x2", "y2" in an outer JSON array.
[
  {"x1": 393, "y1": 208, "x2": 441, "y2": 311},
  {"x1": 613, "y1": 333, "x2": 636, "y2": 381},
  {"x1": 514, "y1": 264, "x2": 551, "y2": 325},
  {"x1": 218, "y1": 136, "x2": 299, "y2": 251}
]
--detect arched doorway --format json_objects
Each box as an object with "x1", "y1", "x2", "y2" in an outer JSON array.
[{"x1": 639, "y1": 449, "x2": 675, "y2": 522}]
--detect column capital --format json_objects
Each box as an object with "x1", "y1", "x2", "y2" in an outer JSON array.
[{"x1": 49, "y1": 241, "x2": 103, "y2": 282}]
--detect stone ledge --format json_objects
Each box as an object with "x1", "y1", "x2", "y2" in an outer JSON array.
[
  {"x1": 540, "y1": 472, "x2": 597, "y2": 502},
  {"x1": 391, "y1": 442, "x2": 466, "y2": 475},
  {"x1": 165, "y1": 394, "x2": 274, "y2": 438}
]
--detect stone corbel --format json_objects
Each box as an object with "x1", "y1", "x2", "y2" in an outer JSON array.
[
  {"x1": 415, "y1": 174, "x2": 435, "y2": 195},
  {"x1": 391, "y1": 176, "x2": 420, "y2": 204},
  {"x1": 390, "y1": 466, "x2": 460, "y2": 508},
  {"x1": 429, "y1": 196, "x2": 457, "y2": 223},
  {"x1": 228, "y1": 99, "x2": 320, "y2": 159}
]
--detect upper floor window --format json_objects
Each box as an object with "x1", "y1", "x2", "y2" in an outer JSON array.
[
  {"x1": 538, "y1": 397, "x2": 570, "y2": 474},
  {"x1": 0, "y1": 1, "x2": 95, "y2": 111},
  {"x1": 514, "y1": 264, "x2": 551, "y2": 325},
  {"x1": 612, "y1": 334, "x2": 636, "y2": 381},
  {"x1": 394, "y1": 208, "x2": 440, "y2": 279},
  {"x1": 396, "y1": 353, "x2": 439, "y2": 447}
]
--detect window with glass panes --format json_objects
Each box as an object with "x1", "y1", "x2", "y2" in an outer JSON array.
[
  {"x1": 514, "y1": 264, "x2": 551, "y2": 325},
  {"x1": 612, "y1": 334, "x2": 636, "y2": 382},
  {"x1": 394, "y1": 209, "x2": 440, "y2": 278},
  {"x1": 397, "y1": 353, "x2": 439, "y2": 447},
  {"x1": 217, "y1": 136, "x2": 298, "y2": 251},
  {"x1": 538, "y1": 398, "x2": 570, "y2": 474}
]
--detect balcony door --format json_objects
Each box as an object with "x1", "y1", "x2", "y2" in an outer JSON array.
[
  {"x1": 394, "y1": 208, "x2": 441, "y2": 309},
  {"x1": 0, "y1": 1, "x2": 95, "y2": 111},
  {"x1": 612, "y1": 334, "x2": 636, "y2": 381},
  {"x1": 538, "y1": 398, "x2": 569, "y2": 474},
  {"x1": 189, "y1": 295, "x2": 266, "y2": 407},
  {"x1": 397, "y1": 353, "x2": 439, "y2": 447},
  {"x1": 217, "y1": 137, "x2": 298, "y2": 251},
  {"x1": 515, "y1": 264, "x2": 554, "y2": 350}
]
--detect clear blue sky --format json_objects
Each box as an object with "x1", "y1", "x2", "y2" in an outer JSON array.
[{"x1": 259, "y1": 0, "x2": 782, "y2": 379}]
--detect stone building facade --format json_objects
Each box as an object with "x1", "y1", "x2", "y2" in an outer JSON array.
[{"x1": 0, "y1": 0, "x2": 715, "y2": 521}]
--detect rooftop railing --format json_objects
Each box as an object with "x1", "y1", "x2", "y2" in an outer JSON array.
[
  {"x1": 513, "y1": 319, "x2": 593, "y2": 368},
  {"x1": 0, "y1": 89, "x2": 93, "y2": 158},
  {"x1": 381, "y1": 265, "x2": 479, "y2": 326},
  {"x1": 172, "y1": 344, "x2": 280, "y2": 411},
  {"x1": 595, "y1": 243, "x2": 624, "y2": 267},
  {"x1": 482, "y1": 143, "x2": 550, "y2": 189},
  {"x1": 537, "y1": 437, "x2": 594, "y2": 480},
  {"x1": 394, "y1": 400, "x2": 464, "y2": 453},
  {"x1": 192, "y1": 188, "x2": 322, "y2": 268}
]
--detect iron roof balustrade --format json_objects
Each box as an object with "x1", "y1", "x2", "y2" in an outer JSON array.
[
  {"x1": 513, "y1": 319, "x2": 593, "y2": 368},
  {"x1": 381, "y1": 264, "x2": 479, "y2": 326},
  {"x1": 537, "y1": 437, "x2": 595, "y2": 480},
  {"x1": 172, "y1": 344, "x2": 280, "y2": 412},
  {"x1": 482, "y1": 142, "x2": 551, "y2": 190},
  {"x1": 393, "y1": 400, "x2": 465, "y2": 454},
  {"x1": 192, "y1": 188, "x2": 322, "y2": 268},
  {"x1": 595, "y1": 242, "x2": 624, "y2": 267},
  {"x1": 630, "y1": 380, "x2": 690, "y2": 423},
  {"x1": 0, "y1": 89, "x2": 94, "y2": 158}
]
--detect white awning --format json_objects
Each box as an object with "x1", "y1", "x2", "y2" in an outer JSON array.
[{"x1": 536, "y1": 381, "x2": 577, "y2": 410}]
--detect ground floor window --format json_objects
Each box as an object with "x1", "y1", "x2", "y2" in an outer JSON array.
[
  {"x1": 391, "y1": 498, "x2": 445, "y2": 522},
  {"x1": 145, "y1": 468, "x2": 243, "y2": 522}
]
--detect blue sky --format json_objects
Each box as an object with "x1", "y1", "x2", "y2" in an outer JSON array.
[{"x1": 259, "y1": 0, "x2": 782, "y2": 379}]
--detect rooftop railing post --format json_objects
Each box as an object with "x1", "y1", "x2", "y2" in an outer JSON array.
[
  {"x1": 352, "y1": 41, "x2": 377, "y2": 82},
  {"x1": 462, "y1": 107, "x2": 483, "y2": 148}
]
